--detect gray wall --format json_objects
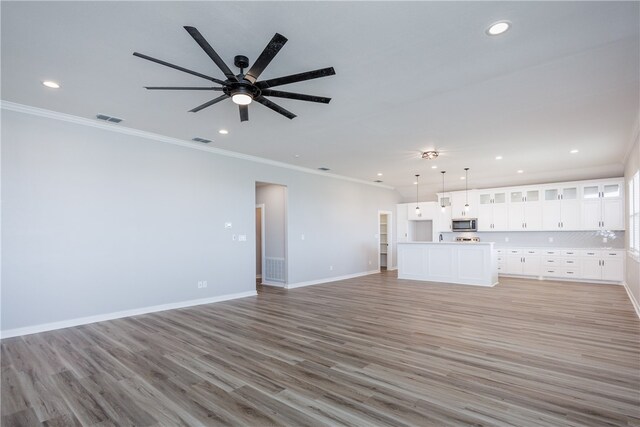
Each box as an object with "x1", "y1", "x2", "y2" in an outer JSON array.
[
  {"x1": 1, "y1": 109, "x2": 401, "y2": 332},
  {"x1": 624, "y1": 133, "x2": 639, "y2": 306}
]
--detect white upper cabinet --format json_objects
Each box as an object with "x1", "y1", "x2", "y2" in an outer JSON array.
[
  {"x1": 580, "y1": 180, "x2": 624, "y2": 230},
  {"x1": 477, "y1": 191, "x2": 507, "y2": 231},
  {"x1": 451, "y1": 191, "x2": 479, "y2": 219},
  {"x1": 508, "y1": 188, "x2": 542, "y2": 231},
  {"x1": 542, "y1": 185, "x2": 580, "y2": 230},
  {"x1": 401, "y1": 177, "x2": 624, "y2": 235}
]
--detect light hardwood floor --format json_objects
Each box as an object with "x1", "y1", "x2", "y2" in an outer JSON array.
[{"x1": 2, "y1": 272, "x2": 639, "y2": 426}]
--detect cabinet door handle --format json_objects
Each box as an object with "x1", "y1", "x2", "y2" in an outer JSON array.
[
  {"x1": 558, "y1": 222, "x2": 560, "y2": 228},
  {"x1": 602, "y1": 260, "x2": 605, "y2": 266}
]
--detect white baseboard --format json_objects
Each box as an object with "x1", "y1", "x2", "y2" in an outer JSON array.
[
  {"x1": 623, "y1": 282, "x2": 640, "y2": 319},
  {"x1": 0, "y1": 290, "x2": 257, "y2": 339},
  {"x1": 287, "y1": 269, "x2": 380, "y2": 289},
  {"x1": 387, "y1": 266, "x2": 398, "y2": 271},
  {"x1": 261, "y1": 281, "x2": 286, "y2": 288}
]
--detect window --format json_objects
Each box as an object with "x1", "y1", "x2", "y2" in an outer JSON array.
[{"x1": 630, "y1": 171, "x2": 640, "y2": 257}]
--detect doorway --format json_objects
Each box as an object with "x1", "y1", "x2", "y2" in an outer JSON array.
[
  {"x1": 255, "y1": 204, "x2": 265, "y2": 287},
  {"x1": 378, "y1": 211, "x2": 393, "y2": 271},
  {"x1": 256, "y1": 182, "x2": 288, "y2": 287}
]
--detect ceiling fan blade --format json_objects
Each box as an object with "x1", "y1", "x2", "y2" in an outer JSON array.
[
  {"x1": 244, "y1": 33, "x2": 288, "y2": 84},
  {"x1": 189, "y1": 94, "x2": 229, "y2": 113},
  {"x1": 184, "y1": 26, "x2": 238, "y2": 82},
  {"x1": 261, "y1": 89, "x2": 330, "y2": 104},
  {"x1": 133, "y1": 52, "x2": 225, "y2": 85},
  {"x1": 145, "y1": 86, "x2": 224, "y2": 91},
  {"x1": 254, "y1": 96, "x2": 296, "y2": 119},
  {"x1": 239, "y1": 105, "x2": 249, "y2": 122},
  {"x1": 256, "y1": 67, "x2": 335, "y2": 89}
]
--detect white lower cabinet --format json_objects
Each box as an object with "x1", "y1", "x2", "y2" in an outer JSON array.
[{"x1": 498, "y1": 247, "x2": 624, "y2": 283}]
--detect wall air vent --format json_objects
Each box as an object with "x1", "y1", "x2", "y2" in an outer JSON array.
[
  {"x1": 96, "y1": 114, "x2": 123, "y2": 123},
  {"x1": 318, "y1": 167, "x2": 331, "y2": 171},
  {"x1": 192, "y1": 137, "x2": 212, "y2": 143}
]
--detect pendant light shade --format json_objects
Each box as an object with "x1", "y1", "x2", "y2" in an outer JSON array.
[
  {"x1": 464, "y1": 167, "x2": 470, "y2": 211},
  {"x1": 440, "y1": 171, "x2": 446, "y2": 212},
  {"x1": 415, "y1": 174, "x2": 421, "y2": 217}
]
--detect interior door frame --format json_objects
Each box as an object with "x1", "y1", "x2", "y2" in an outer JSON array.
[
  {"x1": 256, "y1": 204, "x2": 266, "y2": 283},
  {"x1": 378, "y1": 210, "x2": 393, "y2": 271}
]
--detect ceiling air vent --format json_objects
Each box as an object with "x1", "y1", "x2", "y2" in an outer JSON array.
[
  {"x1": 374, "y1": 180, "x2": 383, "y2": 183},
  {"x1": 96, "y1": 114, "x2": 123, "y2": 123},
  {"x1": 192, "y1": 137, "x2": 212, "y2": 143},
  {"x1": 318, "y1": 167, "x2": 331, "y2": 171}
]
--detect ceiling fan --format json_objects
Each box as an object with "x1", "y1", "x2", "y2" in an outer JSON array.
[{"x1": 133, "y1": 26, "x2": 335, "y2": 122}]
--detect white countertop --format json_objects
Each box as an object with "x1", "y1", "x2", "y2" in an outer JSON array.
[{"x1": 398, "y1": 241, "x2": 494, "y2": 245}]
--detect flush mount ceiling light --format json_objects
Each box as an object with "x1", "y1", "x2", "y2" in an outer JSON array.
[
  {"x1": 486, "y1": 21, "x2": 511, "y2": 36},
  {"x1": 422, "y1": 151, "x2": 439, "y2": 160},
  {"x1": 377, "y1": 172, "x2": 383, "y2": 176},
  {"x1": 495, "y1": 155, "x2": 503, "y2": 160},
  {"x1": 431, "y1": 165, "x2": 438, "y2": 169},
  {"x1": 218, "y1": 129, "x2": 229, "y2": 135},
  {"x1": 42, "y1": 80, "x2": 60, "y2": 89},
  {"x1": 570, "y1": 149, "x2": 579, "y2": 154},
  {"x1": 517, "y1": 170, "x2": 524, "y2": 174}
]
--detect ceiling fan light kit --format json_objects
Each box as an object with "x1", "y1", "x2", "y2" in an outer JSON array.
[{"x1": 134, "y1": 26, "x2": 335, "y2": 122}]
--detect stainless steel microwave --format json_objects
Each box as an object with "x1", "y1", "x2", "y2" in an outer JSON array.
[{"x1": 452, "y1": 218, "x2": 477, "y2": 232}]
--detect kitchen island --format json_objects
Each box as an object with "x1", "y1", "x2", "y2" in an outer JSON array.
[{"x1": 397, "y1": 242, "x2": 498, "y2": 286}]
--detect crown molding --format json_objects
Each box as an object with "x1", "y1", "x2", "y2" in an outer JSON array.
[{"x1": 1, "y1": 100, "x2": 395, "y2": 190}]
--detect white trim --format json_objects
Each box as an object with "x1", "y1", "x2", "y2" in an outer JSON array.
[
  {"x1": 499, "y1": 273, "x2": 623, "y2": 285},
  {"x1": 287, "y1": 270, "x2": 380, "y2": 289},
  {"x1": 256, "y1": 203, "x2": 266, "y2": 283},
  {"x1": 623, "y1": 282, "x2": 640, "y2": 319},
  {"x1": 0, "y1": 290, "x2": 257, "y2": 339},
  {"x1": 1, "y1": 101, "x2": 394, "y2": 190},
  {"x1": 260, "y1": 281, "x2": 286, "y2": 288},
  {"x1": 387, "y1": 266, "x2": 398, "y2": 271}
]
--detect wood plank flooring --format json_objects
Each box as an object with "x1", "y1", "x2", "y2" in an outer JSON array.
[{"x1": 2, "y1": 272, "x2": 639, "y2": 426}]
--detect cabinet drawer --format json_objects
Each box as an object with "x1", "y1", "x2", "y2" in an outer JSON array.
[
  {"x1": 563, "y1": 269, "x2": 580, "y2": 278},
  {"x1": 579, "y1": 250, "x2": 600, "y2": 257},
  {"x1": 561, "y1": 250, "x2": 578, "y2": 257},
  {"x1": 603, "y1": 251, "x2": 624, "y2": 258},
  {"x1": 542, "y1": 268, "x2": 562, "y2": 277},
  {"x1": 525, "y1": 249, "x2": 539, "y2": 255},
  {"x1": 562, "y1": 259, "x2": 581, "y2": 267},
  {"x1": 543, "y1": 258, "x2": 560, "y2": 265},
  {"x1": 507, "y1": 249, "x2": 523, "y2": 255},
  {"x1": 543, "y1": 250, "x2": 559, "y2": 256}
]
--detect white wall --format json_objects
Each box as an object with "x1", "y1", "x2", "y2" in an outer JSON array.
[
  {"x1": 624, "y1": 132, "x2": 639, "y2": 308},
  {"x1": 1, "y1": 108, "x2": 401, "y2": 334}
]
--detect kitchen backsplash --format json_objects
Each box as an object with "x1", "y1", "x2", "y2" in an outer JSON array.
[{"x1": 440, "y1": 231, "x2": 625, "y2": 249}]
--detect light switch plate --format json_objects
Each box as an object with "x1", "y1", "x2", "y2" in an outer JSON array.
[
  {"x1": 239, "y1": 234, "x2": 247, "y2": 242},
  {"x1": 225, "y1": 222, "x2": 232, "y2": 229}
]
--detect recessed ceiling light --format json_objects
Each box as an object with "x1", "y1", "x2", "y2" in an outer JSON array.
[
  {"x1": 413, "y1": 181, "x2": 418, "y2": 185},
  {"x1": 517, "y1": 170, "x2": 524, "y2": 174},
  {"x1": 570, "y1": 149, "x2": 579, "y2": 154},
  {"x1": 486, "y1": 21, "x2": 511, "y2": 36},
  {"x1": 460, "y1": 176, "x2": 465, "y2": 180},
  {"x1": 294, "y1": 154, "x2": 300, "y2": 158},
  {"x1": 218, "y1": 129, "x2": 229, "y2": 135},
  {"x1": 42, "y1": 80, "x2": 60, "y2": 89},
  {"x1": 431, "y1": 165, "x2": 438, "y2": 169},
  {"x1": 377, "y1": 172, "x2": 383, "y2": 176},
  {"x1": 495, "y1": 156, "x2": 503, "y2": 160}
]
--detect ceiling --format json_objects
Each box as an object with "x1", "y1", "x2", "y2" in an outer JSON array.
[{"x1": 2, "y1": 1, "x2": 639, "y2": 201}]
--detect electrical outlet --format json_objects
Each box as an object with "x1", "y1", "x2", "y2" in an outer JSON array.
[
  {"x1": 329, "y1": 265, "x2": 333, "y2": 271},
  {"x1": 238, "y1": 234, "x2": 246, "y2": 242},
  {"x1": 548, "y1": 237, "x2": 554, "y2": 243},
  {"x1": 368, "y1": 260, "x2": 372, "y2": 265},
  {"x1": 301, "y1": 234, "x2": 305, "y2": 240},
  {"x1": 197, "y1": 280, "x2": 208, "y2": 289},
  {"x1": 505, "y1": 237, "x2": 509, "y2": 242},
  {"x1": 202, "y1": 280, "x2": 207, "y2": 288},
  {"x1": 197, "y1": 281, "x2": 203, "y2": 289}
]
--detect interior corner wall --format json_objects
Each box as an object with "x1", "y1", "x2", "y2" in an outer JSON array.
[
  {"x1": 624, "y1": 133, "x2": 639, "y2": 306},
  {"x1": 256, "y1": 184, "x2": 287, "y2": 260},
  {"x1": 1, "y1": 109, "x2": 401, "y2": 333}
]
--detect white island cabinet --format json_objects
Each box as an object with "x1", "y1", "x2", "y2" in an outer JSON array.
[{"x1": 398, "y1": 242, "x2": 498, "y2": 287}]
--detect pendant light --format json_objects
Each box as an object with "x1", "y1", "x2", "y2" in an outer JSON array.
[
  {"x1": 464, "y1": 167, "x2": 470, "y2": 212},
  {"x1": 415, "y1": 174, "x2": 421, "y2": 217},
  {"x1": 440, "y1": 171, "x2": 446, "y2": 212}
]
